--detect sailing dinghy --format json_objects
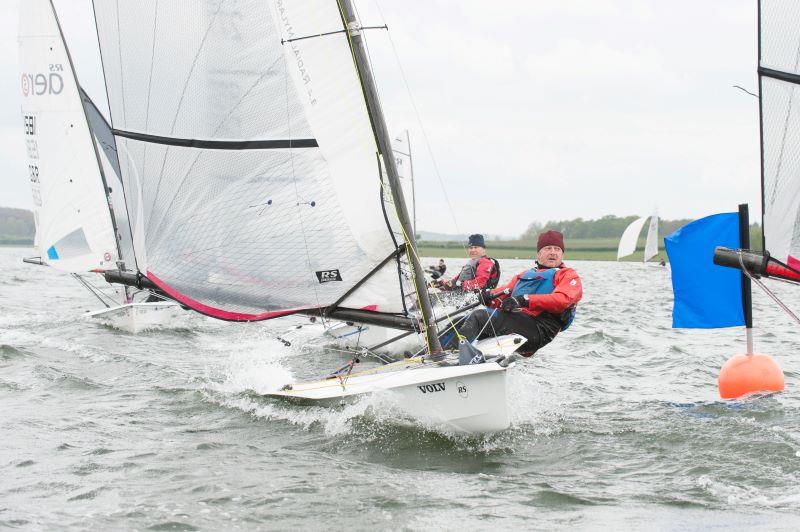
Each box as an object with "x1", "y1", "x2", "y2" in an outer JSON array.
[
  {"x1": 89, "y1": 0, "x2": 519, "y2": 432},
  {"x1": 18, "y1": 0, "x2": 180, "y2": 333},
  {"x1": 617, "y1": 213, "x2": 660, "y2": 262}
]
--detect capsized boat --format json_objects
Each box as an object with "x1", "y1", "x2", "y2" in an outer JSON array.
[
  {"x1": 88, "y1": 0, "x2": 515, "y2": 433},
  {"x1": 18, "y1": 0, "x2": 181, "y2": 331}
]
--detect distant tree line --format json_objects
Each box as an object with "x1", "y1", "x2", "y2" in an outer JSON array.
[
  {"x1": 521, "y1": 215, "x2": 687, "y2": 240},
  {"x1": 0, "y1": 207, "x2": 34, "y2": 243},
  {"x1": 521, "y1": 215, "x2": 760, "y2": 239},
  {"x1": 519, "y1": 214, "x2": 762, "y2": 249}
]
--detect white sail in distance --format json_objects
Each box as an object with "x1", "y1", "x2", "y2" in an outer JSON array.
[
  {"x1": 643, "y1": 214, "x2": 659, "y2": 262},
  {"x1": 91, "y1": 0, "x2": 413, "y2": 321},
  {"x1": 760, "y1": 1, "x2": 800, "y2": 270},
  {"x1": 18, "y1": 0, "x2": 119, "y2": 273},
  {"x1": 617, "y1": 217, "x2": 648, "y2": 260}
]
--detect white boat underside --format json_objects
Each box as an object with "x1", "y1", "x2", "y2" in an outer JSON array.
[{"x1": 84, "y1": 301, "x2": 183, "y2": 334}]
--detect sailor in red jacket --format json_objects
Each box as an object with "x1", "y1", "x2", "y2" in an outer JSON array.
[
  {"x1": 438, "y1": 234, "x2": 500, "y2": 291},
  {"x1": 445, "y1": 230, "x2": 582, "y2": 356}
]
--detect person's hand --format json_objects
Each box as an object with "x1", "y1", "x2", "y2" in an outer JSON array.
[
  {"x1": 478, "y1": 289, "x2": 494, "y2": 306},
  {"x1": 501, "y1": 295, "x2": 527, "y2": 312}
]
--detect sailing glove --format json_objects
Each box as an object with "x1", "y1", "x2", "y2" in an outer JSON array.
[{"x1": 501, "y1": 295, "x2": 528, "y2": 312}]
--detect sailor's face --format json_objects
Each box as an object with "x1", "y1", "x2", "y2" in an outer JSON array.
[
  {"x1": 468, "y1": 245, "x2": 485, "y2": 259},
  {"x1": 537, "y1": 245, "x2": 563, "y2": 267}
]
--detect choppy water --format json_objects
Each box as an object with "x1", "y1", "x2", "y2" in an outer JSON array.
[{"x1": 2, "y1": 246, "x2": 800, "y2": 530}]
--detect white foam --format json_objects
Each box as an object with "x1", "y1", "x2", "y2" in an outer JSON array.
[{"x1": 697, "y1": 475, "x2": 800, "y2": 508}]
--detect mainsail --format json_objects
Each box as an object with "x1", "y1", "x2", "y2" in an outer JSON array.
[
  {"x1": 18, "y1": 0, "x2": 120, "y2": 273},
  {"x1": 760, "y1": 1, "x2": 800, "y2": 269},
  {"x1": 91, "y1": 1, "x2": 428, "y2": 326},
  {"x1": 617, "y1": 216, "x2": 647, "y2": 260}
]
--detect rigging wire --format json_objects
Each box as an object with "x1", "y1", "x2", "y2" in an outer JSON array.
[
  {"x1": 733, "y1": 85, "x2": 759, "y2": 98},
  {"x1": 738, "y1": 252, "x2": 800, "y2": 327},
  {"x1": 282, "y1": 37, "x2": 326, "y2": 325},
  {"x1": 71, "y1": 274, "x2": 113, "y2": 308},
  {"x1": 366, "y1": 0, "x2": 464, "y2": 241}
]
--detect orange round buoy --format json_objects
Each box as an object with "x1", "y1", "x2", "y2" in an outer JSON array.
[{"x1": 718, "y1": 353, "x2": 785, "y2": 399}]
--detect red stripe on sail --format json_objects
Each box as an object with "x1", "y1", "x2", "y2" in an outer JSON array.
[{"x1": 146, "y1": 270, "x2": 302, "y2": 322}]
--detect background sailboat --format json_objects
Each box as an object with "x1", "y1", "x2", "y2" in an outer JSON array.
[
  {"x1": 18, "y1": 0, "x2": 181, "y2": 333},
  {"x1": 617, "y1": 213, "x2": 660, "y2": 262}
]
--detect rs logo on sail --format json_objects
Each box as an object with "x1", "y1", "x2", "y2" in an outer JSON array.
[
  {"x1": 418, "y1": 382, "x2": 445, "y2": 394},
  {"x1": 315, "y1": 269, "x2": 342, "y2": 283}
]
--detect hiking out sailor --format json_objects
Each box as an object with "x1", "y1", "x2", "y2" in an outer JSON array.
[
  {"x1": 426, "y1": 259, "x2": 447, "y2": 280},
  {"x1": 437, "y1": 234, "x2": 499, "y2": 291},
  {"x1": 445, "y1": 230, "x2": 582, "y2": 356}
]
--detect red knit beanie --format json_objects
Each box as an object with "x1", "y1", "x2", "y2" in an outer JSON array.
[{"x1": 537, "y1": 230, "x2": 565, "y2": 251}]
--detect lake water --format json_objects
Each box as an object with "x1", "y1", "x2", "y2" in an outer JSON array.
[{"x1": 2, "y1": 246, "x2": 800, "y2": 530}]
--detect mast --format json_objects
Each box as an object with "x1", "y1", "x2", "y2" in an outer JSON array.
[{"x1": 338, "y1": 0, "x2": 442, "y2": 354}]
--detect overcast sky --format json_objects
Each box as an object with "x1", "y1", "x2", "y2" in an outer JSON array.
[{"x1": 1, "y1": 1, "x2": 760, "y2": 238}]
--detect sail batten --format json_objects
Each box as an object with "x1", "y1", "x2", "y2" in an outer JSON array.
[
  {"x1": 92, "y1": 0, "x2": 411, "y2": 320},
  {"x1": 111, "y1": 129, "x2": 319, "y2": 150}
]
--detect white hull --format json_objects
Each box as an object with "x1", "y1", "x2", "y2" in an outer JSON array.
[
  {"x1": 267, "y1": 335, "x2": 525, "y2": 434},
  {"x1": 85, "y1": 301, "x2": 182, "y2": 334}
]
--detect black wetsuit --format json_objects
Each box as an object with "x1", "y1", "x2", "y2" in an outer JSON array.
[{"x1": 444, "y1": 308, "x2": 562, "y2": 356}]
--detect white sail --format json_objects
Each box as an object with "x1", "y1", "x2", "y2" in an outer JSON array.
[
  {"x1": 392, "y1": 130, "x2": 416, "y2": 235},
  {"x1": 643, "y1": 214, "x2": 659, "y2": 262},
  {"x1": 760, "y1": 1, "x2": 800, "y2": 269},
  {"x1": 18, "y1": 0, "x2": 119, "y2": 273},
  {"x1": 91, "y1": 1, "x2": 411, "y2": 320},
  {"x1": 617, "y1": 216, "x2": 648, "y2": 260}
]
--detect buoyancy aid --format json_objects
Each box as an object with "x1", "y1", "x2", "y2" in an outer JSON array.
[
  {"x1": 457, "y1": 258, "x2": 480, "y2": 282},
  {"x1": 456, "y1": 256, "x2": 500, "y2": 288},
  {"x1": 486, "y1": 258, "x2": 501, "y2": 289},
  {"x1": 510, "y1": 267, "x2": 576, "y2": 330}
]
